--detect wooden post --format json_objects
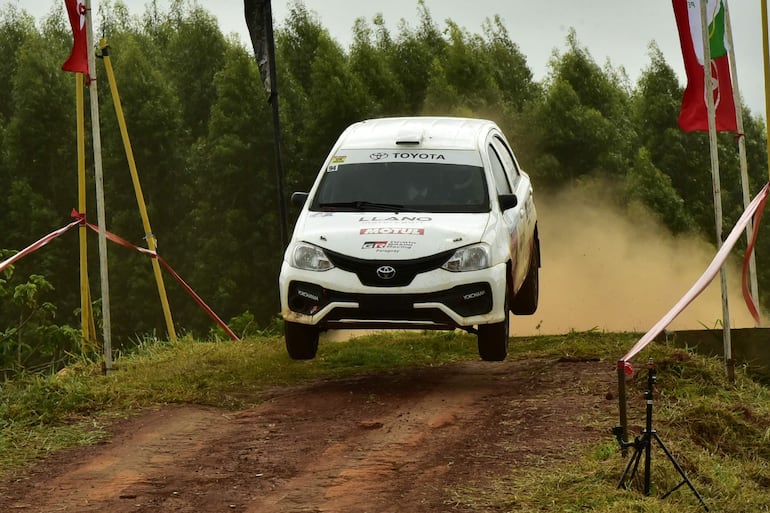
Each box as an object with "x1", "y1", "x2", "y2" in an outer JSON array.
[{"x1": 99, "y1": 38, "x2": 178, "y2": 343}]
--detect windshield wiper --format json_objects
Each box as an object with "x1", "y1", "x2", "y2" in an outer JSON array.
[{"x1": 318, "y1": 201, "x2": 406, "y2": 212}]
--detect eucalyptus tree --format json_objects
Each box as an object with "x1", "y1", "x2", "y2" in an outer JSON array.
[
  {"x1": 277, "y1": 2, "x2": 370, "y2": 189},
  {"x1": 425, "y1": 20, "x2": 503, "y2": 117},
  {"x1": 3, "y1": 28, "x2": 77, "y2": 281},
  {"x1": 0, "y1": 12, "x2": 83, "y2": 353},
  {"x1": 182, "y1": 43, "x2": 280, "y2": 332},
  {"x1": 480, "y1": 16, "x2": 538, "y2": 112},
  {"x1": 387, "y1": 0, "x2": 446, "y2": 114},
  {"x1": 530, "y1": 30, "x2": 634, "y2": 186},
  {"x1": 147, "y1": 1, "x2": 228, "y2": 142},
  {"x1": 0, "y1": 7, "x2": 36, "y2": 127},
  {"x1": 349, "y1": 15, "x2": 407, "y2": 117}
]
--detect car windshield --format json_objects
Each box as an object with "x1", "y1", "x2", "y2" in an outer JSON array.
[{"x1": 310, "y1": 161, "x2": 489, "y2": 213}]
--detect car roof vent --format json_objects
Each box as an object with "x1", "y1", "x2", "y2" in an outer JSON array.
[{"x1": 395, "y1": 127, "x2": 423, "y2": 145}]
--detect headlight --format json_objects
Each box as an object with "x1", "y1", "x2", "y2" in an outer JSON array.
[
  {"x1": 442, "y1": 243, "x2": 490, "y2": 272},
  {"x1": 290, "y1": 242, "x2": 334, "y2": 271}
]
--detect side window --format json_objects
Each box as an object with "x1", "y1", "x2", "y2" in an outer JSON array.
[
  {"x1": 487, "y1": 145, "x2": 512, "y2": 194},
  {"x1": 491, "y1": 135, "x2": 520, "y2": 189}
]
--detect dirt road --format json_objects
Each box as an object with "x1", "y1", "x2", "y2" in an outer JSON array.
[{"x1": 0, "y1": 358, "x2": 618, "y2": 512}]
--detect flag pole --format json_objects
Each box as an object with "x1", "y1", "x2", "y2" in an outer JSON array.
[
  {"x1": 84, "y1": 0, "x2": 114, "y2": 374},
  {"x1": 265, "y1": 0, "x2": 289, "y2": 249},
  {"x1": 724, "y1": 1, "x2": 760, "y2": 316},
  {"x1": 244, "y1": 0, "x2": 289, "y2": 250},
  {"x1": 700, "y1": 0, "x2": 734, "y2": 382},
  {"x1": 762, "y1": 1, "x2": 770, "y2": 183}
]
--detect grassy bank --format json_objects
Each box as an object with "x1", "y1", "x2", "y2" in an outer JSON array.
[{"x1": 1, "y1": 330, "x2": 768, "y2": 511}]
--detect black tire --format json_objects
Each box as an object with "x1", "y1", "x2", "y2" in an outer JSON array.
[
  {"x1": 284, "y1": 321, "x2": 319, "y2": 360},
  {"x1": 511, "y1": 247, "x2": 539, "y2": 315},
  {"x1": 477, "y1": 288, "x2": 509, "y2": 361}
]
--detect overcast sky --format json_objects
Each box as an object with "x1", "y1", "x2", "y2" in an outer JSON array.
[{"x1": 9, "y1": 0, "x2": 768, "y2": 118}]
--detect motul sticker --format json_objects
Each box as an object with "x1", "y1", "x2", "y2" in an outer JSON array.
[{"x1": 359, "y1": 227, "x2": 425, "y2": 235}]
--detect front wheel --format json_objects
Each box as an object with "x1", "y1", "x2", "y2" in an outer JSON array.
[
  {"x1": 477, "y1": 288, "x2": 509, "y2": 361},
  {"x1": 284, "y1": 321, "x2": 319, "y2": 360}
]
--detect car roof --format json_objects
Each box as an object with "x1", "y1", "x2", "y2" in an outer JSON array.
[{"x1": 335, "y1": 117, "x2": 498, "y2": 150}]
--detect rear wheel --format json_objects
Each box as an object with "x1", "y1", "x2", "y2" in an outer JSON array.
[
  {"x1": 284, "y1": 321, "x2": 319, "y2": 360},
  {"x1": 477, "y1": 287, "x2": 509, "y2": 361},
  {"x1": 511, "y1": 246, "x2": 539, "y2": 315}
]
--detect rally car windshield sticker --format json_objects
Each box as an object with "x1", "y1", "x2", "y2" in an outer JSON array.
[{"x1": 329, "y1": 149, "x2": 482, "y2": 167}]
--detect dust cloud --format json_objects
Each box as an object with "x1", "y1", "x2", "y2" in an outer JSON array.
[{"x1": 514, "y1": 182, "x2": 762, "y2": 336}]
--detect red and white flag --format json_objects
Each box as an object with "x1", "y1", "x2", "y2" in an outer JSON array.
[
  {"x1": 62, "y1": 0, "x2": 88, "y2": 75},
  {"x1": 672, "y1": 0, "x2": 737, "y2": 132}
]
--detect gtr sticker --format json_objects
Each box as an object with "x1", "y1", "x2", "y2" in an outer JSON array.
[
  {"x1": 359, "y1": 227, "x2": 425, "y2": 235},
  {"x1": 362, "y1": 240, "x2": 416, "y2": 252}
]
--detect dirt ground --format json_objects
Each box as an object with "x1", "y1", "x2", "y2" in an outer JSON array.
[{"x1": 0, "y1": 357, "x2": 620, "y2": 512}]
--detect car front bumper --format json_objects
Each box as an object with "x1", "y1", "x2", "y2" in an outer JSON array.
[{"x1": 279, "y1": 262, "x2": 508, "y2": 329}]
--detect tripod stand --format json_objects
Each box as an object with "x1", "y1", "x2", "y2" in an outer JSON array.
[{"x1": 615, "y1": 359, "x2": 709, "y2": 511}]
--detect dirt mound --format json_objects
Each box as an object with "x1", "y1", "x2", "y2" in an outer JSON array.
[{"x1": 0, "y1": 358, "x2": 617, "y2": 512}]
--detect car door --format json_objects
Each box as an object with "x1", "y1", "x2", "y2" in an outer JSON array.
[{"x1": 487, "y1": 132, "x2": 535, "y2": 291}]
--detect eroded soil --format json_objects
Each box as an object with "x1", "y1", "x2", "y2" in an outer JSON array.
[{"x1": 0, "y1": 358, "x2": 619, "y2": 512}]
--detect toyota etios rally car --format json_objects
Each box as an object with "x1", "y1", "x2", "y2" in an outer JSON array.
[{"x1": 279, "y1": 117, "x2": 540, "y2": 361}]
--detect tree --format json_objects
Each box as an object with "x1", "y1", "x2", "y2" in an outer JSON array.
[
  {"x1": 1, "y1": 25, "x2": 79, "y2": 325},
  {"x1": 150, "y1": 1, "x2": 227, "y2": 142},
  {"x1": 429, "y1": 21, "x2": 501, "y2": 114},
  {"x1": 349, "y1": 16, "x2": 406, "y2": 116},
  {"x1": 387, "y1": 0, "x2": 446, "y2": 113},
  {"x1": 530, "y1": 30, "x2": 634, "y2": 185},
  {"x1": 624, "y1": 148, "x2": 694, "y2": 233},
  {"x1": 481, "y1": 16, "x2": 537, "y2": 111},
  {"x1": 182, "y1": 44, "x2": 279, "y2": 332}
]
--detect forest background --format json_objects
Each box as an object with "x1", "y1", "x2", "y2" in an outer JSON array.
[{"x1": 1, "y1": 0, "x2": 768, "y2": 375}]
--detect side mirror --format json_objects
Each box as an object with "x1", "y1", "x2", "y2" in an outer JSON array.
[
  {"x1": 498, "y1": 193, "x2": 518, "y2": 210},
  {"x1": 291, "y1": 192, "x2": 309, "y2": 208}
]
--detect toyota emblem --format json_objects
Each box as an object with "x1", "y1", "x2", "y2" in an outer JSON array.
[
  {"x1": 369, "y1": 152, "x2": 389, "y2": 160},
  {"x1": 376, "y1": 265, "x2": 396, "y2": 280}
]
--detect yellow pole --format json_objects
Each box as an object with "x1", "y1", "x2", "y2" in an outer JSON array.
[
  {"x1": 99, "y1": 38, "x2": 178, "y2": 343},
  {"x1": 76, "y1": 72, "x2": 94, "y2": 351},
  {"x1": 763, "y1": 0, "x2": 770, "y2": 182}
]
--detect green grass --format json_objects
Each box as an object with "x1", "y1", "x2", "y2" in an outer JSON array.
[{"x1": 2, "y1": 329, "x2": 769, "y2": 512}]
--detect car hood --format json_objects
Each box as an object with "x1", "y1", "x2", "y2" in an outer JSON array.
[{"x1": 295, "y1": 212, "x2": 491, "y2": 259}]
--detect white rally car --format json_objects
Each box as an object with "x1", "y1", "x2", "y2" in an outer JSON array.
[{"x1": 279, "y1": 117, "x2": 539, "y2": 361}]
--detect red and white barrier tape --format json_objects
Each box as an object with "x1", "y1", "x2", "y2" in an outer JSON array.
[
  {"x1": 1, "y1": 211, "x2": 239, "y2": 342},
  {"x1": 620, "y1": 182, "x2": 769, "y2": 365}
]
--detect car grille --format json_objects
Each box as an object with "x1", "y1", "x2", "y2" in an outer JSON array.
[
  {"x1": 287, "y1": 281, "x2": 493, "y2": 322},
  {"x1": 324, "y1": 248, "x2": 456, "y2": 287}
]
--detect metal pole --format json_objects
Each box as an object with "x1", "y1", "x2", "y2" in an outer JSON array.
[
  {"x1": 643, "y1": 360, "x2": 655, "y2": 496},
  {"x1": 762, "y1": 1, "x2": 770, "y2": 184},
  {"x1": 699, "y1": 0, "x2": 734, "y2": 383},
  {"x1": 85, "y1": 0, "x2": 113, "y2": 374},
  {"x1": 616, "y1": 360, "x2": 629, "y2": 457},
  {"x1": 725, "y1": 1, "x2": 760, "y2": 315}
]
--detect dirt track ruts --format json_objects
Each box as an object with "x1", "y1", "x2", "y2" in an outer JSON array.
[{"x1": 0, "y1": 358, "x2": 617, "y2": 512}]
